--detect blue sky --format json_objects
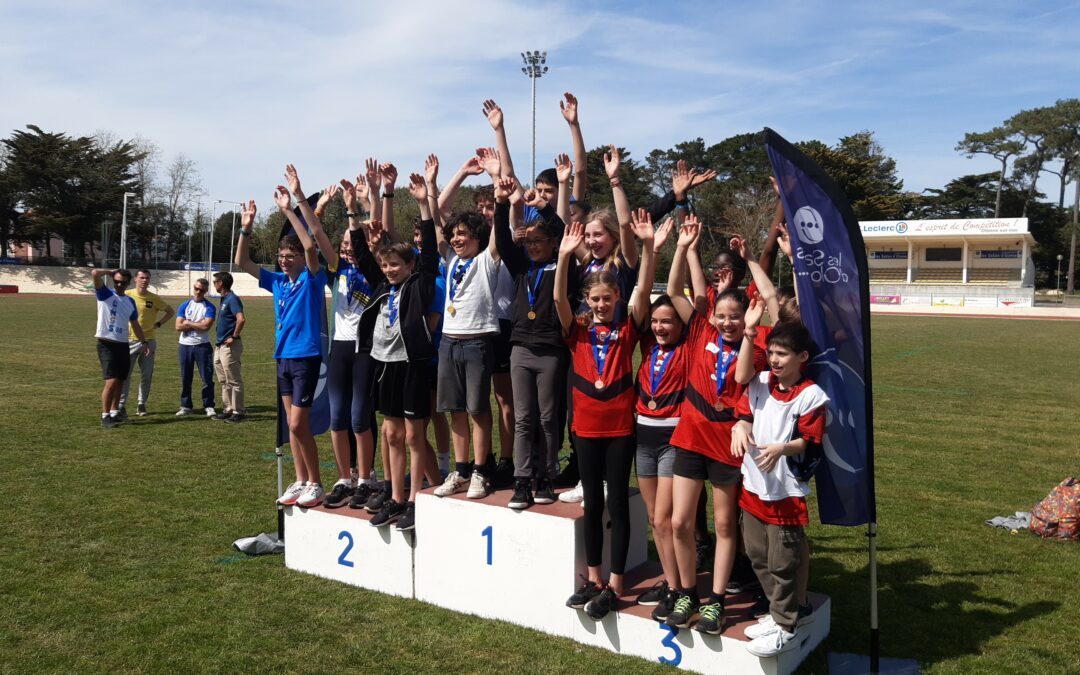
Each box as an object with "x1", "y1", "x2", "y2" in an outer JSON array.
[{"x1": 3, "y1": 0, "x2": 1079, "y2": 216}]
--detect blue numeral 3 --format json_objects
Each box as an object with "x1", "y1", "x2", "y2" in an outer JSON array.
[{"x1": 658, "y1": 623, "x2": 682, "y2": 666}]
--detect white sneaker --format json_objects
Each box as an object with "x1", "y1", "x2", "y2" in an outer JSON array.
[
  {"x1": 277, "y1": 481, "x2": 306, "y2": 506},
  {"x1": 205, "y1": 407, "x2": 216, "y2": 417},
  {"x1": 175, "y1": 407, "x2": 193, "y2": 416},
  {"x1": 746, "y1": 627, "x2": 799, "y2": 658},
  {"x1": 434, "y1": 471, "x2": 469, "y2": 497},
  {"x1": 296, "y1": 482, "x2": 325, "y2": 508},
  {"x1": 467, "y1": 471, "x2": 489, "y2": 499},
  {"x1": 745, "y1": 614, "x2": 779, "y2": 640},
  {"x1": 559, "y1": 481, "x2": 584, "y2": 503}
]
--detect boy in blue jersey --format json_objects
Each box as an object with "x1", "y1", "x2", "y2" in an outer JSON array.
[{"x1": 234, "y1": 165, "x2": 331, "y2": 508}]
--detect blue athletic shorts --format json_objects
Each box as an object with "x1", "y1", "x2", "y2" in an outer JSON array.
[{"x1": 277, "y1": 356, "x2": 322, "y2": 408}]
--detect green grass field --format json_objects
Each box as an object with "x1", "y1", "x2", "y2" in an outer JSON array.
[{"x1": 2, "y1": 295, "x2": 1078, "y2": 673}]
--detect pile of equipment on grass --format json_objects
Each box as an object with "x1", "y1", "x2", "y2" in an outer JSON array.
[{"x1": 1028, "y1": 477, "x2": 1080, "y2": 541}]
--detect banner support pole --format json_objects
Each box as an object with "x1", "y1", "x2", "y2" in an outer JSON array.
[
  {"x1": 869, "y1": 521, "x2": 879, "y2": 673},
  {"x1": 276, "y1": 445, "x2": 285, "y2": 541}
]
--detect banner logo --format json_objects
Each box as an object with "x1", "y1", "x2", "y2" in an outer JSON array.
[{"x1": 793, "y1": 206, "x2": 825, "y2": 244}]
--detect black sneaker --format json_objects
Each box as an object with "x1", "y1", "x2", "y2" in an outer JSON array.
[
  {"x1": 554, "y1": 454, "x2": 579, "y2": 488},
  {"x1": 396, "y1": 501, "x2": 416, "y2": 531},
  {"x1": 666, "y1": 593, "x2": 700, "y2": 629},
  {"x1": 651, "y1": 587, "x2": 677, "y2": 622},
  {"x1": 324, "y1": 482, "x2": 354, "y2": 509},
  {"x1": 365, "y1": 482, "x2": 390, "y2": 513},
  {"x1": 584, "y1": 585, "x2": 618, "y2": 620},
  {"x1": 508, "y1": 479, "x2": 533, "y2": 510},
  {"x1": 726, "y1": 553, "x2": 760, "y2": 594},
  {"x1": 797, "y1": 600, "x2": 815, "y2": 626},
  {"x1": 370, "y1": 499, "x2": 405, "y2": 527},
  {"x1": 116, "y1": 407, "x2": 128, "y2": 423},
  {"x1": 566, "y1": 577, "x2": 602, "y2": 609},
  {"x1": 636, "y1": 580, "x2": 669, "y2": 606},
  {"x1": 693, "y1": 598, "x2": 725, "y2": 634},
  {"x1": 490, "y1": 457, "x2": 515, "y2": 489},
  {"x1": 136, "y1": 403, "x2": 148, "y2": 417},
  {"x1": 213, "y1": 409, "x2": 232, "y2": 421},
  {"x1": 349, "y1": 482, "x2": 374, "y2": 510},
  {"x1": 695, "y1": 535, "x2": 714, "y2": 572},
  {"x1": 534, "y1": 477, "x2": 556, "y2": 505},
  {"x1": 224, "y1": 412, "x2": 244, "y2": 424},
  {"x1": 101, "y1": 415, "x2": 119, "y2": 429}
]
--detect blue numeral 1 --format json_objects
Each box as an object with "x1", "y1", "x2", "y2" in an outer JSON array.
[
  {"x1": 337, "y1": 530, "x2": 355, "y2": 568},
  {"x1": 658, "y1": 623, "x2": 682, "y2": 666},
  {"x1": 481, "y1": 525, "x2": 493, "y2": 565}
]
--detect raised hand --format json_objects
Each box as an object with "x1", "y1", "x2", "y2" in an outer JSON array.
[
  {"x1": 316, "y1": 184, "x2": 341, "y2": 212},
  {"x1": 355, "y1": 175, "x2": 371, "y2": 208},
  {"x1": 240, "y1": 200, "x2": 257, "y2": 231},
  {"x1": 476, "y1": 146, "x2": 500, "y2": 178},
  {"x1": 559, "y1": 92, "x2": 578, "y2": 125},
  {"x1": 408, "y1": 173, "x2": 427, "y2": 202},
  {"x1": 777, "y1": 222, "x2": 792, "y2": 259},
  {"x1": 671, "y1": 159, "x2": 697, "y2": 201},
  {"x1": 425, "y1": 154, "x2": 439, "y2": 185},
  {"x1": 653, "y1": 216, "x2": 674, "y2": 252},
  {"x1": 284, "y1": 164, "x2": 303, "y2": 198},
  {"x1": 366, "y1": 219, "x2": 385, "y2": 252},
  {"x1": 522, "y1": 187, "x2": 546, "y2": 209},
  {"x1": 274, "y1": 186, "x2": 292, "y2": 211},
  {"x1": 494, "y1": 176, "x2": 516, "y2": 203},
  {"x1": 554, "y1": 153, "x2": 572, "y2": 183},
  {"x1": 689, "y1": 167, "x2": 718, "y2": 190},
  {"x1": 560, "y1": 221, "x2": 585, "y2": 256},
  {"x1": 461, "y1": 156, "x2": 484, "y2": 177},
  {"x1": 482, "y1": 99, "x2": 503, "y2": 130},
  {"x1": 730, "y1": 235, "x2": 749, "y2": 261},
  {"x1": 365, "y1": 158, "x2": 381, "y2": 191},
  {"x1": 603, "y1": 144, "x2": 621, "y2": 179},
  {"x1": 745, "y1": 296, "x2": 765, "y2": 330},
  {"x1": 629, "y1": 208, "x2": 654, "y2": 243},
  {"x1": 381, "y1": 163, "x2": 398, "y2": 191},
  {"x1": 677, "y1": 216, "x2": 701, "y2": 249},
  {"x1": 339, "y1": 178, "x2": 357, "y2": 213}
]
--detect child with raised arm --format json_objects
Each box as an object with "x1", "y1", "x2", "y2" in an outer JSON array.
[
  {"x1": 555, "y1": 210, "x2": 657, "y2": 621},
  {"x1": 233, "y1": 166, "x2": 329, "y2": 508},
  {"x1": 351, "y1": 174, "x2": 439, "y2": 530},
  {"x1": 429, "y1": 154, "x2": 504, "y2": 501},
  {"x1": 490, "y1": 176, "x2": 568, "y2": 509},
  {"x1": 663, "y1": 216, "x2": 767, "y2": 635},
  {"x1": 732, "y1": 315, "x2": 828, "y2": 658}
]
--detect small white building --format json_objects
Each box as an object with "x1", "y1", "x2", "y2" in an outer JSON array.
[{"x1": 861, "y1": 218, "x2": 1036, "y2": 309}]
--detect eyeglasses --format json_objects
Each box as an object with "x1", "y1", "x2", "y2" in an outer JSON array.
[
  {"x1": 194, "y1": 287, "x2": 207, "y2": 293},
  {"x1": 524, "y1": 237, "x2": 552, "y2": 247},
  {"x1": 278, "y1": 254, "x2": 298, "y2": 262},
  {"x1": 113, "y1": 279, "x2": 128, "y2": 285}
]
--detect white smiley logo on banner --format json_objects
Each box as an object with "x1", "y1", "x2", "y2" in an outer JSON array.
[{"x1": 793, "y1": 206, "x2": 825, "y2": 245}]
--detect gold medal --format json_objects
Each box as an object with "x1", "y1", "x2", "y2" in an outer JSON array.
[
  {"x1": 594, "y1": 379, "x2": 605, "y2": 390},
  {"x1": 447, "y1": 304, "x2": 456, "y2": 317},
  {"x1": 647, "y1": 399, "x2": 657, "y2": 410},
  {"x1": 527, "y1": 310, "x2": 537, "y2": 320}
]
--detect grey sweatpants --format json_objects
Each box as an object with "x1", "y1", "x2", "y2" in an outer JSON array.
[
  {"x1": 510, "y1": 344, "x2": 567, "y2": 480},
  {"x1": 120, "y1": 339, "x2": 156, "y2": 408},
  {"x1": 741, "y1": 510, "x2": 809, "y2": 631}
]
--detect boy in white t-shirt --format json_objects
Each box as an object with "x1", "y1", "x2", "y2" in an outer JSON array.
[
  {"x1": 91, "y1": 268, "x2": 149, "y2": 427},
  {"x1": 732, "y1": 316, "x2": 829, "y2": 658}
]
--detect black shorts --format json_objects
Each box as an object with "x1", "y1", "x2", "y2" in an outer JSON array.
[
  {"x1": 277, "y1": 356, "x2": 322, "y2": 408},
  {"x1": 97, "y1": 339, "x2": 131, "y2": 381},
  {"x1": 376, "y1": 360, "x2": 431, "y2": 420},
  {"x1": 672, "y1": 447, "x2": 742, "y2": 486},
  {"x1": 493, "y1": 319, "x2": 512, "y2": 374}
]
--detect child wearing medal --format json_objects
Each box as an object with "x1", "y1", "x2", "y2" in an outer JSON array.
[
  {"x1": 490, "y1": 173, "x2": 568, "y2": 510},
  {"x1": 663, "y1": 216, "x2": 767, "y2": 635},
  {"x1": 555, "y1": 208, "x2": 657, "y2": 621},
  {"x1": 351, "y1": 174, "x2": 440, "y2": 530}
]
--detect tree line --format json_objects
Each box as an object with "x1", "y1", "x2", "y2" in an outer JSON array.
[{"x1": 2, "y1": 99, "x2": 1077, "y2": 287}]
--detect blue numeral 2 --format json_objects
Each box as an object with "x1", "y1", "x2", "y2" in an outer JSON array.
[
  {"x1": 337, "y1": 530, "x2": 355, "y2": 568},
  {"x1": 481, "y1": 525, "x2": 493, "y2": 566},
  {"x1": 658, "y1": 623, "x2": 682, "y2": 666}
]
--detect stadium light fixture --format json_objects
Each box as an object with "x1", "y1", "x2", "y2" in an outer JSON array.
[{"x1": 521, "y1": 50, "x2": 549, "y2": 183}]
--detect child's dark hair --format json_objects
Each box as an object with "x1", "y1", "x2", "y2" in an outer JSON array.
[
  {"x1": 279, "y1": 234, "x2": 303, "y2": 255},
  {"x1": 113, "y1": 268, "x2": 132, "y2": 282},
  {"x1": 526, "y1": 218, "x2": 562, "y2": 241},
  {"x1": 213, "y1": 271, "x2": 234, "y2": 290},
  {"x1": 570, "y1": 199, "x2": 592, "y2": 218},
  {"x1": 377, "y1": 242, "x2": 416, "y2": 266},
  {"x1": 535, "y1": 168, "x2": 558, "y2": 187},
  {"x1": 715, "y1": 288, "x2": 750, "y2": 312},
  {"x1": 778, "y1": 297, "x2": 801, "y2": 324},
  {"x1": 714, "y1": 249, "x2": 748, "y2": 286},
  {"x1": 473, "y1": 185, "x2": 495, "y2": 205},
  {"x1": 767, "y1": 320, "x2": 815, "y2": 356},
  {"x1": 442, "y1": 211, "x2": 490, "y2": 249},
  {"x1": 650, "y1": 293, "x2": 677, "y2": 314}
]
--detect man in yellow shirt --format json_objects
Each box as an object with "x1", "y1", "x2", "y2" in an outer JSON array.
[{"x1": 120, "y1": 269, "x2": 175, "y2": 417}]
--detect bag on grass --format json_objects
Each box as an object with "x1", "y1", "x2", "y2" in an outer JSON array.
[{"x1": 1028, "y1": 477, "x2": 1080, "y2": 541}]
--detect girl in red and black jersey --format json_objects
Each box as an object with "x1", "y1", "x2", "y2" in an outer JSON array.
[
  {"x1": 663, "y1": 217, "x2": 767, "y2": 634},
  {"x1": 632, "y1": 293, "x2": 690, "y2": 621},
  {"x1": 554, "y1": 210, "x2": 658, "y2": 622}
]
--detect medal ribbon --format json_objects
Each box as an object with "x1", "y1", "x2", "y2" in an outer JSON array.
[
  {"x1": 715, "y1": 338, "x2": 739, "y2": 400},
  {"x1": 388, "y1": 285, "x2": 399, "y2": 326},
  {"x1": 448, "y1": 257, "x2": 475, "y2": 304},
  {"x1": 526, "y1": 262, "x2": 546, "y2": 312},
  {"x1": 648, "y1": 343, "x2": 674, "y2": 398},
  {"x1": 589, "y1": 324, "x2": 614, "y2": 381}
]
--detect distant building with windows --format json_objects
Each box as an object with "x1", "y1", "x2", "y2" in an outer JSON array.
[{"x1": 862, "y1": 218, "x2": 1035, "y2": 308}]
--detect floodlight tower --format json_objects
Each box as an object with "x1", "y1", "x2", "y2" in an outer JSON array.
[
  {"x1": 521, "y1": 50, "x2": 548, "y2": 185},
  {"x1": 216, "y1": 200, "x2": 243, "y2": 273},
  {"x1": 119, "y1": 191, "x2": 137, "y2": 269}
]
